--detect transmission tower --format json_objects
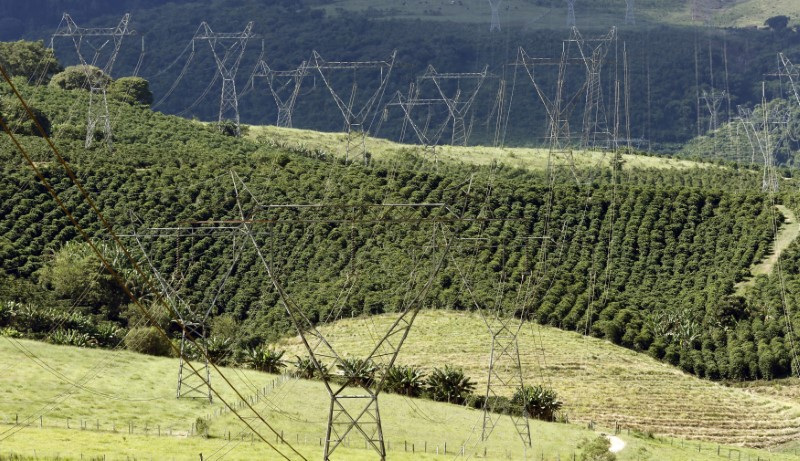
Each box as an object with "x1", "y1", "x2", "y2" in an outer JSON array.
[
  {"x1": 222, "y1": 171, "x2": 451, "y2": 460},
  {"x1": 566, "y1": 0, "x2": 576, "y2": 26},
  {"x1": 386, "y1": 83, "x2": 450, "y2": 162},
  {"x1": 737, "y1": 98, "x2": 790, "y2": 193},
  {"x1": 417, "y1": 65, "x2": 489, "y2": 146},
  {"x1": 625, "y1": 0, "x2": 635, "y2": 25},
  {"x1": 779, "y1": 53, "x2": 800, "y2": 108},
  {"x1": 51, "y1": 13, "x2": 135, "y2": 150},
  {"x1": 701, "y1": 89, "x2": 725, "y2": 132},
  {"x1": 192, "y1": 21, "x2": 256, "y2": 136},
  {"x1": 128, "y1": 218, "x2": 243, "y2": 402},
  {"x1": 248, "y1": 53, "x2": 308, "y2": 128},
  {"x1": 488, "y1": 0, "x2": 503, "y2": 32},
  {"x1": 569, "y1": 27, "x2": 617, "y2": 149},
  {"x1": 457, "y1": 269, "x2": 533, "y2": 445},
  {"x1": 312, "y1": 50, "x2": 397, "y2": 163}
]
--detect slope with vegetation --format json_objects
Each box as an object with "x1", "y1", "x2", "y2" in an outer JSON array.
[
  {"x1": 2, "y1": 337, "x2": 800, "y2": 460},
  {"x1": 1, "y1": 47, "x2": 798, "y2": 389}
]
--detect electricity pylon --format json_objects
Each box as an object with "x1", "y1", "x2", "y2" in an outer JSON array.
[
  {"x1": 192, "y1": 21, "x2": 256, "y2": 136},
  {"x1": 488, "y1": 0, "x2": 502, "y2": 32},
  {"x1": 226, "y1": 171, "x2": 452, "y2": 460},
  {"x1": 701, "y1": 89, "x2": 725, "y2": 132},
  {"x1": 779, "y1": 53, "x2": 800, "y2": 108},
  {"x1": 249, "y1": 55, "x2": 308, "y2": 128},
  {"x1": 625, "y1": 0, "x2": 635, "y2": 25},
  {"x1": 312, "y1": 50, "x2": 397, "y2": 163},
  {"x1": 566, "y1": 0, "x2": 576, "y2": 26},
  {"x1": 569, "y1": 27, "x2": 617, "y2": 149},
  {"x1": 51, "y1": 13, "x2": 135, "y2": 150},
  {"x1": 417, "y1": 65, "x2": 489, "y2": 146},
  {"x1": 128, "y1": 215, "x2": 242, "y2": 402},
  {"x1": 386, "y1": 83, "x2": 450, "y2": 161}
]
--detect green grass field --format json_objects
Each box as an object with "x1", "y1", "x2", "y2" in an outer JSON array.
[
  {"x1": 278, "y1": 310, "x2": 800, "y2": 448},
  {"x1": 2, "y1": 336, "x2": 799, "y2": 460},
  {"x1": 248, "y1": 125, "x2": 715, "y2": 173}
]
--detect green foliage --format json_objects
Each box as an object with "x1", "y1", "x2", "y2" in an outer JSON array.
[
  {"x1": 578, "y1": 435, "x2": 616, "y2": 461},
  {"x1": 245, "y1": 345, "x2": 286, "y2": 373},
  {"x1": 48, "y1": 65, "x2": 111, "y2": 91},
  {"x1": 293, "y1": 355, "x2": 329, "y2": 380},
  {"x1": 48, "y1": 328, "x2": 93, "y2": 347},
  {"x1": 0, "y1": 97, "x2": 50, "y2": 137},
  {"x1": 35, "y1": 241, "x2": 118, "y2": 311},
  {"x1": 383, "y1": 364, "x2": 426, "y2": 397},
  {"x1": 765, "y1": 15, "x2": 791, "y2": 30},
  {"x1": 109, "y1": 77, "x2": 153, "y2": 106},
  {"x1": 0, "y1": 40, "x2": 61, "y2": 83},
  {"x1": 124, "y1": 326, "x2": 172, "y2": 357},
  {"x1": 425, "y1": 365, "x2": 475, "y2": 404},
  {"x1": 336, "y1": 357, "x2": 377, "y2": 387},
  {"x1": 205, "y1": 335, "x2": 233, "y2": 365},
  {"x1": 512, "y1": 385, "x2": 563, "y2": 422},
  {"x1": 194, "y1": 417, "x2": 210, "y2": 439}
]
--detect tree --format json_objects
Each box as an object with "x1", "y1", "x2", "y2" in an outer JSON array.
[
  {"x1": 49, "y1": 65, "x2": 111, "y2": 91},
  {"x1": 0, "y1": 40, "x2": 61, "y2": 83},
  {"x1": 36, "y1": 241, "x2": 111, "y2": 309},
  {"x1": 765, "y1": 15, "x2": 790, "y2": 31},
  {"x1": 0, "y1": 97, "x2": 50, "y2": 137},
  {"x1": 109, "y1": 76, "x2": 153, "y2": 105},
  {"x1": 124, "y1": 326, "x2": 172, "y2": 356}
]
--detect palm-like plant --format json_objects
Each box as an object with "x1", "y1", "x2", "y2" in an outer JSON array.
[
  {"x1": 205, "y1": 336, "x2": 233, "y2": 365},
  {"x1": 337, "y1": 357, "x2": 377, "y2": 387},
  {"x1": 294, "y1": 355, "x2": 329, "y2": 380},
  {"x1": 512, "y1": 384, "x2": 563, "y2": 421},
  {"x1": 425, "y1": 365, "x2": 475, "y2": 404},
  {"x1": 245, "y1": 346, "x2": 286, "y2": 373},
  {"x1": 383, "y1": 365, "x2": 426, "y2": 397}
]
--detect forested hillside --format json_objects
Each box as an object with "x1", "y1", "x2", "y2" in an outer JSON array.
[
  {"x1": 2, "y1": 71, "x2": 799, "y2": 384},
  {"x1": 9, "y1": 0, "x2": 800, "y2": 153}
]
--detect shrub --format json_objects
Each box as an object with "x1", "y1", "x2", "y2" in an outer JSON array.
[
  {"x1": 206, "y1": 336, "x2": 233, "y2": 365},
  {"x1": 425, "y1": 365, "x2": 475, "y2": 404},
  {"x1": 383, "y1": 365, "x2": 426, "y2": 397},
  {"x1": 1, "y1": 97, "x2": 51, "y2": 137},
  {"x1": 195, "y1": 417, "x2": 210, "y2": 438},
  {"x1": 293, "y1": 355, "x2": 329, "y2": 380},
  {"x1": 124, "y1": 326, "x2": 172, "y2": 356},
  {"x1": 245, "y1": 345, "x2": 286, "y2": 373},
  {"x1": 578, "y1": 435, "x2": 616, "y2": 461},
  {"x1": 49, "y1": 65, "x2": 111, "y2": 91},
  {"x1": 49, "y1": 329, "x2": 94, "y2": 348},
  {"x1": 512, "y1": 385, "x2": 563, "y2": 421},
  {"x1": 336, "y1": 357, "x2": 377, "y2": 387},
  {"x1": 109, "y1": 76, "x2": 153, "y2": 106}
]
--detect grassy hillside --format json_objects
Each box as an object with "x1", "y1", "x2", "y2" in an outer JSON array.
[
  {"x1": 314, "y1": 0, "x2": 800, "y2": 29},
  {"x1": 2, "y1": 337, "x2": 799, "y2": 460},
  {"x1": 279, "y1": 310, "x2": 800, "y2": 448}
]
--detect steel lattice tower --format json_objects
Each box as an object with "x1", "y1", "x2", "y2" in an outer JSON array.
[
  {"x1": 386, "y1": 83, "x2": 449, "y2": 162},
  {"x1": 128, "y1": 219, "x2": 242, "y2": 402},
  {"x1": 625, "y1": 0, "x2": 635, "y2": 25},
  {"x1": 225, "y1": 172, "x2": 451, "y2": 460},
  {"x1": 779, "y1": 53, "x2": 800, "y2": 108},
  {"x1": 51, "y1": 13, "x2": 134, "y2": 150},
  {"x1": 417, "y1": 65, "x2": 489, "y2": 146},
  {"x1": 193, "y1": 21, "x2": 256, "y2": 136},
  {"x1": 312, "y1": 51, "x2": 397, "y2": 164},
  {"x1": 488, "y1": 0, "x2": 502, "y2": 32},
  {"x1": 249, "y1": 55, "x2": 308, "y2": 128},
  {"x1": 566, "y1": 0, "x2": 576, "y2": 26},
  {"x1": 570, "y1": 27, "x2": 617, "y2": 149}
]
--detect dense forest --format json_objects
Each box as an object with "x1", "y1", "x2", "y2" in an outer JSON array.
[
  {"x1": 2, "y1": 55, "x2": 800, "y2": 384},
  {"x1": 7, "y1": 0, "x2": 800, "y2": 154}
]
